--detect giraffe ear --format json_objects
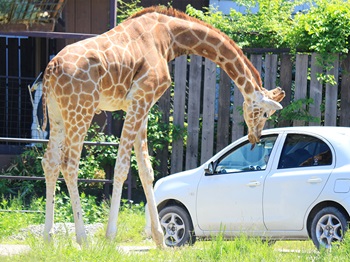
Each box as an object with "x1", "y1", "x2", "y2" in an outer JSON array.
[{"x1": 261, "y1": 97, "x2": 283, "y2": 110}]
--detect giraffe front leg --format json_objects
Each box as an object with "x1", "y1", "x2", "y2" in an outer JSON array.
[
  {"x1": 106, "y1": 105, "x2": 145, "y2": 241},
  {"x1": 105, "y1": 163, "x2": 129, "y2": 240},
  {"x1": 105, "y1": 127, "x2": 132, "y2": 239},
  {"x1": 134, "y1": 121, "x2": 165, "y2": 248}
]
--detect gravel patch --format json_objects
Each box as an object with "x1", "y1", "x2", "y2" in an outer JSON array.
[
  {"x1": 0, "y1": 244, "x2": 31, "y2": 256},
  {"x1": 9, "y1": 223, "x2": 104, "y2": 241},
  {"x1": 0, "y1": 223, "x2": 105, "y2": 256},
  {"x1": 1, "y1": 224, "x2": 156, "y2": 256}
]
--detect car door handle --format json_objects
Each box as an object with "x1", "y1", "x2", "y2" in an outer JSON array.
[
  {"x1": 246, "y1": 181, "x2": 261, "y2": 187},
  {"x1": 307, "y1": 177, "x2": 323, "y2": 184}
]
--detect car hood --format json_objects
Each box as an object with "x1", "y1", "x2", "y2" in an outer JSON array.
[{"x1": 154, "y1": 166, "x2": 203, "y2": 193}]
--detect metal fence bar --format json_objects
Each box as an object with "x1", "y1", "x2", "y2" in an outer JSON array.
[
  {"x1": 0, "y1": 137, "x2": 145, "y2": 211},
  {"x1": 0, "y1": 175, "x2": 113, "y2": 184},
  {"x1": 0, "y1": 209, "x2": 44, "y2": 213},
  {"x1": 0, "y1": 137, "x2": 119, "y2": 146},
  {"x1": 0, "y1": 137, "x2": 117, "y2": 184}
]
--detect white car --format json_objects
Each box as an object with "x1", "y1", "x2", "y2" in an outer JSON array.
[{"x1": 146, "y1": 127, "x2": 350, "y2": 249}]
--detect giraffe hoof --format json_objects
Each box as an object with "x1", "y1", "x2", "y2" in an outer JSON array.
[{"x1": 157, "y1": 242, "x2": 167, "y2": 249}]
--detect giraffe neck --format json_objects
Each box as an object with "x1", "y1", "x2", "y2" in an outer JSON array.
[
  {"x1": 167, "y1": 20, "x2": 262, "y2": 99},
  {"x1": 125, "y1": 7, "x2": 263, "y2": 99}
]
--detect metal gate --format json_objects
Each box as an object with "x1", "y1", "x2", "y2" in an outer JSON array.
[{"x1": 0, "y1": 36, "x2": 36, "y2": 142}]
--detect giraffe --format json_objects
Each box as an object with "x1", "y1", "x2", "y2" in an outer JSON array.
[{"x1": 41, "y1": 6, "x2": 285, "y2": 248}]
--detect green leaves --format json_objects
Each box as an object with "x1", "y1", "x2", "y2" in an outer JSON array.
[
  {"x1": 292, "y1": 0, "x2": 350, "y2": 54},
  {"x1": 186, "y1": 0, "x2": 350, "y2": 54},
  {"x1": 187, "y1": 0, "x2": 298, "y2": 49},
  {"x1": 278, "y1": 98, "x2": 320, "y2": 123}
]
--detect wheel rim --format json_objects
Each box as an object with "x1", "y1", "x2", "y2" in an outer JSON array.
[
  {"x1": 316, "y1": 213, "x2": 344, "y2": 248},
  {"x1": 160, "y1": 212, "x2": 186, "y2": 246}
]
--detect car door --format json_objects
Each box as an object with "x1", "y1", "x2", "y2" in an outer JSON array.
[
  {"x1": 263, "y1": 133, "x2": 334, "y2": 231},
  {"x1": 196, "y1": 135, "x2": 279, "y2": 233}
]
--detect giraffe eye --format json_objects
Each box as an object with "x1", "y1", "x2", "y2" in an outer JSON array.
[{"x1": 263, "y1": 112, "x2": 269, "y2": 118}]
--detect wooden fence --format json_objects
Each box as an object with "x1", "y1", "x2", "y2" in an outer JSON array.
[
  {"x1": 2, "y1": 50, "x2": 349, "y2": 183},
  {"x1": 153, "y1": 52, "x2": 350, "y2": 176}
]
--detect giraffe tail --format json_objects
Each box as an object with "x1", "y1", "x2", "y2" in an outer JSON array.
[
  {"x1": 41, "y1": 61, "x2": 54, "y2": 132},
  {"x1": 41, "y1": 75, "x2": 49, "y2": 132},
  {"x1": 41, "y1": 57, "x2": 62, "y2": 132}
]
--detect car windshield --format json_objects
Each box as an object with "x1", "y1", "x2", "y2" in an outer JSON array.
[{"x1": 215, "y1": 135, "x2": 278, "y2": 174}]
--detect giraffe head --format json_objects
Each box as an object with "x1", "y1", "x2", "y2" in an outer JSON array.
[{"x1": 243, "y1": 87, "x2": 285, "y2": 145}]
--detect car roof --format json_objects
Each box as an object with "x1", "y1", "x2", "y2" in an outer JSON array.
[{"x1": 261, "y1": 126, "x2": 350, "y2": 137}]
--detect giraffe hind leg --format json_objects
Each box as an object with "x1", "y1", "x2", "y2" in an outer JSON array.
[
  {"x1": 60, "y1": 142, "x2": 87, "y2": 245},
  {"x1": 59, "y1": 109, "x2": 97, "y2": 245},
  {"x1": 42, "y1": 91, "x2": 96, "y2": 245},
  {"x1": 42, "y1": 97, "x2": 65, "y2": 242}
]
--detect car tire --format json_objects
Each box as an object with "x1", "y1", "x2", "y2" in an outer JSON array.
[
  {"x1": 158, "y1": 205, "x2": 196, "y2": 247},
  {"x1": 310, "y1": 207, "x2": 348, "y2": 249}
]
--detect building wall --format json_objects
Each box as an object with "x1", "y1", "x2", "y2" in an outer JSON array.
[{"x1": 62, "y1": 0, "x2": 110, "y2": 46}]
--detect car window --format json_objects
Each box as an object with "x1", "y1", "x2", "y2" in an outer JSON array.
[
  {"x1": 278, "y1": 134, "x2": 332, "y2": 169},
  {"x1": 215, "y1": 135, "x2": 278, "y2": 174}
]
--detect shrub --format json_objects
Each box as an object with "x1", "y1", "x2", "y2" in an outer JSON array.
[
  {"x1": 290, "y1": 0, "x2": 350, "y2": 54},
  {"x1": 0, "y1": 146, "x2": 46, "y2": 199},
  {"x1": 187, "y1": 0, "x2": 350, "y2": 54},
  {"x1": 186, "y1": 0, "x2": 303, "y2": 49}
]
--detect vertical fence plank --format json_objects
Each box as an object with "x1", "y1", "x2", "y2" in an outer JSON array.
[
  {"x1": 170, "y1": 56, "x2": 187, "y2": 174},
  {"x1": 293, "y1": 54, "x2": 309, "y2": 126},
  {"x1": 324, "y1": 54, "x2": 339, "y2": 126},
  {"x1": 186, "y1": 55, "x2": 202, "y2": 169},
  {"x1": 232, "y1": 84, "x2": 244, "y2": 142},
  {"x1": 340, "y1": 53, "x2": 350, "y2": 127},
  {"x1": 264, "y1": 54, "x2": 278, "y2": 90},
  {"x1": 264, "y1": 54, "x2": 278, "y2": 128},
  {"x1": 250, "y1": 54, "x2": 263, "y2": 76},
  {"x1": 309, "y1": 53, "x2": 323, "y2": 126},
  {"x1": 155, "y1": 62, "x2": 173, "y2": 177},
  {"x1": 200, "y1": 58, "x2": 216, "y2": 164},
  {"x1": 278, "y1": 53, "x2": 293, "y2": 127},
  {"x1": 156, "y1": 87, "x2": 171, "y2": 177},
  {"x1": 216, "y1": 69, "x2": 231, "y2": 152}
]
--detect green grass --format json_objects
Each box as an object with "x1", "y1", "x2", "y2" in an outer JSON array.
[
  {"x1": 0, "y1": 196, "x2": 45, "y2": 242},
  {"x1": 1, "y1": 195, "x2": 350, "y2": 261}
]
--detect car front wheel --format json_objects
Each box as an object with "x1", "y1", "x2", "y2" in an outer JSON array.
[
  {"x1": 310, "y1": 207, "x2": 348, "y2": 249},
  {"x1": 159, "y1": 205, "x2": 196, "y2": 247}
]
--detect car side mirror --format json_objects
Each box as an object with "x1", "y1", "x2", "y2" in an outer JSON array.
[{"x1": 204, "y1": 162, "x2": 215, "y2": 175}]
